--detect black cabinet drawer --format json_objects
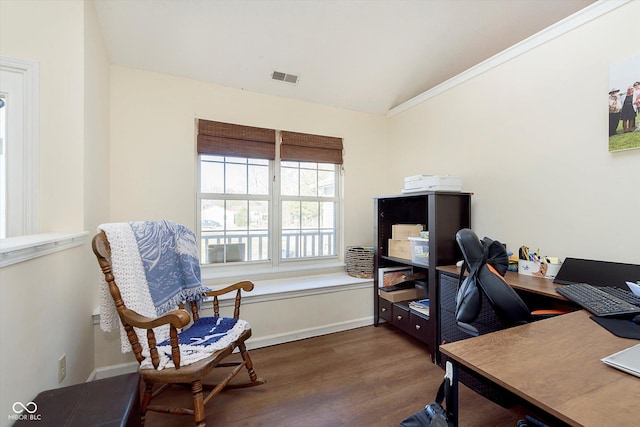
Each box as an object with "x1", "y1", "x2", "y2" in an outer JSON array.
[
  {"x1": 378, "y1": 297, "x2": 392, "y2": 322},
  {"x1": 409, "y1": 311, "x2": 429, "y2": 340},
  {"x1": 392, "y1": 304, "x2": 411, "y2": 331}
]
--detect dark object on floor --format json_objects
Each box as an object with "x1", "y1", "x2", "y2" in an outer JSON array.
[{"x1": 12, "y1": 373, "x2": 140, "y2": 427}]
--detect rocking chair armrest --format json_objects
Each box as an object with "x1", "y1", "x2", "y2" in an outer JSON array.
[
  {"x1": 204, "y1": 280, "x2": 255, "y2": 297},
  {"x1": 120, "y1": 307, "x2": 191, "y2": 329}
]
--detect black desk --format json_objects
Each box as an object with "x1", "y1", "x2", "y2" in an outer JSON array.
[{"x1": 12, "y1": 373, "x2": 140, "y2": 427}]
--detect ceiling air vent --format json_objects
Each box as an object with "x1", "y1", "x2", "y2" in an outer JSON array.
[{"x1": 272, "y1": 70, "x2": 299, "y2": 85}]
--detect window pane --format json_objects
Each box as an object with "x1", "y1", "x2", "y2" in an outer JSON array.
[
  {"x1": 300, "y1": 167, "x2": 317, "y2": 197},
  {"x1": 201, "y1": 200, "x2": 224, "y2": 226},
  {"x1": 227, "y1": 199, "x2": 248, "y2": 230},
  {"x1": 226, "y1": 162, "x2": 247, "y2": 194},
  {"x1": 200, "y1": 157, "x2": 224, "y2": 193},
  {"x1": 280, "y1": 164, "x2": 299, "y2": 196},
  {"x1": 248, "y1": 162, "x2": 269, "y2": 195},
  {"x1": 200, "y1": 198, "x2": 269, "y2": 263},
  {"x1": 281, "y1": 200, "x2": 335, "y2": 259},
  {"x1": 320, "y1": 201, "x2": 335, "y2": 228},
  {"x1": 301, "y1": 201, "x2": 318, "y2": 229},
  {"x1": 318, "y1": 169, "x2": 335, "y2": 197},
  {"x1": 249, "y1": 200, "x2": 269, "y2": 260},
  {"x1": 282, "y1": 162, "x2": 337, "y2": 198},
  {"x1": 200, "y1": 199, "x2": 224, "y2": 263},
  {"x1": 282, "y1": 200, "x2": 300, "y2": 229},
  {"x1": 249, "y1": 200, "x2": 268, "y2": 230}
]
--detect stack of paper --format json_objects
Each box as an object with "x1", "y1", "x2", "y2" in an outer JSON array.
[{"x1": 409, "y1": 299, "x2": 430, "y2": 316}]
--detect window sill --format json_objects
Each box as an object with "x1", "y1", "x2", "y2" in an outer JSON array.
[
  {"x1": 205, "y1": 272, "x2": 373, "y2": 304},
  {"x1": 0, "y1": 231, "x2": 89, "y2": 268},
  {"x1": 93, "y1": 272, "x2": 373, "y2": 324}
]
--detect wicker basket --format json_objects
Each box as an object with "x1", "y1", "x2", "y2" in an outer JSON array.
[{"x1": 346, "y1": 246, "x2": 374, "y2": 278}]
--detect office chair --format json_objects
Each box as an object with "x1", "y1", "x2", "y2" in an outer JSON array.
[
  {"x1": 93, "y1": 220, "x2": 265, "y2": 426},
  {"x1": 454, "y1": 228, "x2": 561, "y2": 336}
]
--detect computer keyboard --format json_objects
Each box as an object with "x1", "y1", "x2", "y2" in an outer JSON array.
[
  {"x1": 599, "y1": 286, "x2": 640, "y2": 307},
  {"x1": 556, "y1": 283, "x2": 640, "y2": 317}
]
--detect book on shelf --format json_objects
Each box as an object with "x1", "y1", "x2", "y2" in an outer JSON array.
[{"x1": 409, "y1": 299, "x2": 430, "y2": 316}]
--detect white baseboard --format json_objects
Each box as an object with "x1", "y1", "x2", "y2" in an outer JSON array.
[
  {"x1": 89, "y1": 316, "x2": 374, "y2": 380},
  {"x1": 244, "y1": 316, "x2": 374, "y2": 350},
  {"x1": 88, "y1": 361, "x2": 138, "y2": 381}
]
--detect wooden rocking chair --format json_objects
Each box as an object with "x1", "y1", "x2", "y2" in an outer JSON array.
[{"x1": 92, "y1": 230, "x2": 265, "y2": 426}]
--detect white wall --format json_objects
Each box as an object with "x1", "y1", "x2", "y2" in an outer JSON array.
[
  {"x1": 0, "y1": 1, "x2": 111, "y2": 425},
  {"x1": 98, "y1": 66, "x2": 387, "y2": 369},
  {"x1": 386, "y1": 1, "x2": 640, "y2": 264},
  {"x1": 84, "y1": 0, "x2": 112, "y2": 233}
]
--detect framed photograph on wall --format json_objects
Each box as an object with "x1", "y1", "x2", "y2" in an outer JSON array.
[{"x1": 608, "y1": 55, "x2": 640, "y2": 152}]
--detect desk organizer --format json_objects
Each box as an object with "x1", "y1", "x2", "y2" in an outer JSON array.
[{"x1": 518, "y1": 260, "x2": 541, "y2": 276}]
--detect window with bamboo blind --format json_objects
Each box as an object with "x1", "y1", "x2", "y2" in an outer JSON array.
[{"x1": 197, "y1": 119, "x2": 343, "y2": 270}]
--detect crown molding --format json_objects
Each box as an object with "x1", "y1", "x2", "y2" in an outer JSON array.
[{"x1": 386, "y1": 0, "x2": 631, "y2": 118}]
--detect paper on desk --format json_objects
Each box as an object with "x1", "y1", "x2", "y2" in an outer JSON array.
[
  {"x1": 602, "y1": 343, "x2": 640, "y2": 378},
  {"x1": 626, "y1": 281, "x2": 640, "y2": 296}
]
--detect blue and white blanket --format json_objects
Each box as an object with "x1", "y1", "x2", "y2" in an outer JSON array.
[
  {"x1": 98, "y1": 220, "x2": 249, "y2": 369},
  {"x1": 155, "y1": 316, "x2": 247, "y2": 367}
]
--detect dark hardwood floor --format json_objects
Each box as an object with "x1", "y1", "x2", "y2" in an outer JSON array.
[{"x1": 146, "y1": 325, "x2": 525, "y2": 426}]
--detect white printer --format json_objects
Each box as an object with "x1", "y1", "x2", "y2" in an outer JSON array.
[{"x1": 402, "y1": 175, "x2": 462, "y2": 193}]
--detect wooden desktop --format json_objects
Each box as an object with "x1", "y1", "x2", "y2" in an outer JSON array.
[
  {"x1": 437, "y1": 265, "x2": 568, "y2": 302},
  {"x1": 440, "y1": 304, "x2": 638, "y2": 426}
]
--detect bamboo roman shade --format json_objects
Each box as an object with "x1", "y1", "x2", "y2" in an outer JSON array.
[
  {"x1": 280, "y1": 131, "x2": 343, "y2": 164},
  {"x1": 197, "y1": 119, "x2": 276, "y2": 160}
]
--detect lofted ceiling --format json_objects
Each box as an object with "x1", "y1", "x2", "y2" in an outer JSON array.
[{"x1": 94, "y1": 0, "x2": 596, "y2": 115}]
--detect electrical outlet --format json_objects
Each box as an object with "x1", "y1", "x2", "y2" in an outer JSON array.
[{"x1": 58, "y1": 354, "x2": 66, "y2": 383}]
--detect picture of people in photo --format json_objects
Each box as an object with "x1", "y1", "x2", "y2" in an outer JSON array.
[{"x1": 608, "y1": 55, "x2": 640, "y2": 151}]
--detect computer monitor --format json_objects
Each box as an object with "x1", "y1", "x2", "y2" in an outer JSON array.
[{"x1": 553, "y1": 257, "x2": 640, "y2": 288}]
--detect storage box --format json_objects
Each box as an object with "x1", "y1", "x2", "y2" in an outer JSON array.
[
  {"x1": 388, "y1": 239, "x2": 412, "y2": 260},
  {"x1": 518, "y1": 260, "x2": 541, "y2": 276},
  {"x1": 378, "y1": 287, "x2": 418, "y2": 302},
  {"x1": 409, "y1": 237, "x2": 429, "y2": 266},
  {"x1": 402, "y1": 175, "x2": 462, "y2": 193},
  {"x1": 392, "y1": 224, "x2": 424, "y2": 240}
]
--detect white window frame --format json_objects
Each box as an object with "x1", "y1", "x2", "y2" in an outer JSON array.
[
  {"x1": 197, "y1": 136, "x2": 343, "y2": 279},
  {"x1": 278, "y1": 160, "x2": 341, "y2": 263},
  {"x1": 198, "y1": 155, "x2": 274, "y2": 267},
  {"x1": 0, "y1": 56, "x2": 39, "y2": 238},
  {"x1": 0, "y1": 57, "x2": 87, "y2": 268}
]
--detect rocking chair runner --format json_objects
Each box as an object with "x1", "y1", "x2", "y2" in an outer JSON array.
[{"x1": 92, "y1": 228, "x2": 265, "y2": 427}]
